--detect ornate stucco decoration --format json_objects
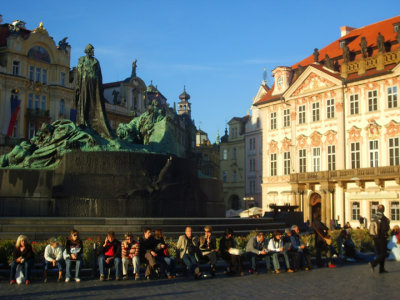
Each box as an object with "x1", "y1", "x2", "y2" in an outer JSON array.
[
  {"x1": 292, "y1": 73, "x2": 335, "y2": 96},
  {"x1": 365, "y1": 119, "x2": 381, "y2": 140},
  {"x1": 347, "y1": 126, "x2": 362, "y2": 142},
  {"x1": 269, "y1": 140, "x2": 278, "y2": 153},
  {"x1": 324, "y1": 130, "x2": 337, "y2": 145},
  {"x1": 297, "y1": 135, "x2": 307, "y2": 148},
  {"x1": 310, "y1": 131, "x2": 322, "y2": 147},
  {"x1": 385, "y1": 120, "x2": 400, "y2": 138}
]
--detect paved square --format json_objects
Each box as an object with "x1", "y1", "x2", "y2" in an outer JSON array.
[{"x1": 0, "y1": 261, "x2": 398, "y2": 299}]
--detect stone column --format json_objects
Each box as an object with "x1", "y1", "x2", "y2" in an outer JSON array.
[
  {"x1": 320, "y1": 191, "x2": 326, "y2": 223},
  {"x1": 326, "y1": 191, "x2": 332, "y2": 228}
]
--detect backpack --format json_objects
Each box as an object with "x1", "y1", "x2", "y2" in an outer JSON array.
[{"x1": 369, "y1": 219, "x2": 378, "y2": 238}]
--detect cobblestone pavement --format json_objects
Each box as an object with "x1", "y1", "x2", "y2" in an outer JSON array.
[{"x1": 0, "y1": 261, "x2": 398, "y2": 300}]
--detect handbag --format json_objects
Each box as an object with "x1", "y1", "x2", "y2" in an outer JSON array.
[
  {"x1": 313, "y1": 222, "x2": 332, "y2": 246},
  {"x1": 16, "y1": 264, "x2": 25, "y2": 284}
]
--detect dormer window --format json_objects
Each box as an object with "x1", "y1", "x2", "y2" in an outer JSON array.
[
  {"x1": 339, "y1": 40, "x2": 346, "y2": 48},
  {"x1": 394, "y1": 23, "x2": 400, "y2": 33}
]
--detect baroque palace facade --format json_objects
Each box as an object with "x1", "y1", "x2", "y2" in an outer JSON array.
[
  {"x1": 0, "y1": 20, "x2": 74, "y2": 152},
  {"x1": 254, "y1": 16, "x2": 400, "y2": 227}
]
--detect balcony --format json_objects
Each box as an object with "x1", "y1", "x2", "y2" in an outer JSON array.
[{"x1": 290, "y1": 166, "x2": 400, "y2": 184}]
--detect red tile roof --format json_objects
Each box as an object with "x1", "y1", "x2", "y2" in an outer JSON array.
[{"x1": 254, "y1": 15, "x2": 400, "y2": 107}]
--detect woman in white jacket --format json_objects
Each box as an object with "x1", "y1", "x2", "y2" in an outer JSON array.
[
  {"x1": 267, "y1": 231, "x2": 294, "y2": 274},
  {"x1": 43, "y1": 237, "x2": 63, "y2": 282},
  {"x1": 388, "y1": 225, "x2": 400, "y2": 261}
]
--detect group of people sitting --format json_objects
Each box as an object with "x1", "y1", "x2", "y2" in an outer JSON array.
[{"x1": 9, "y1": 223, "x2": 399, "y2": 285}]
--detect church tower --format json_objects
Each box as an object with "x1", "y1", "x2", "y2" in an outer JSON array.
[{"x1": 177, "y1": 86, "x2": 191, "y2": 117}]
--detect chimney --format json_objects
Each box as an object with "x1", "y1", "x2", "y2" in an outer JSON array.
[{"x1": 340, "y1": 26, "x2": 356, "y2": 37}]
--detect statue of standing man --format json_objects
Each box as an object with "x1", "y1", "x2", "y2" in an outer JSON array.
[{"x1": 75, "y1": 44, "x2": 113, "y2": 138}]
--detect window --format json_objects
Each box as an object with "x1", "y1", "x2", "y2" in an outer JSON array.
[
  {"x1": 327, "y1": 98, "x2": 335, "y2": 119},
  {"x1": 28, "y1": 122, "x2": 36, "y2": 139},
  {"x1": 328, "y1": 145, "x2": 336, "y2": 171},
  {"x1": 352, "y1": 202, "x2": 360, "y2": 221},
  {"x1": 28, "y1": 93, "x2": 33, "y2": 109},
  {"x1": 370, "y1": 201, "x2": 379, "y2": 218},
  {"x1": 283, "y1": 108, "x2": 290, "y2": 127},
  {"x1": 29, "y1": 66, "x2": 34, "y2": 81},
  {"x1": 368, "y1": 90, "x2": 378, "y2": 112},
  {"x1": 369, "y1": 140, "x2": 379, "y2": 167},
  {"x1": 249, "y1": 137, "x2": 255, "y2": 151},
  {"x1": 35, "y1": 67, "x2": 41, "y2": 82},
  {"x1": 232, "y1": 148, "x2": 237, "y2": 160},
  {"x1": 351, "y1": 142, "x2": 360, "y2": 169},
  {"x1": 249, "y1": 179, "x2": 256, "y2": 194},
  {"x1": 312, "y1": 147, "x2": 321, "y2": 172},
  {"x1": 270, "y1": 153, "x2": 277, "y2": 176},
  {"x1": 42, "y1": 69, "x2": 47, "y2": 84},
  {"x1": 223, "y1": 171, "x2": 227, "y2": 183},
  {"x1": 391, "y1": 201, "x2": 400, "y2": 221},
  {"x1": 41, "y1": 96, "x2": 46, "y2": 111},
  {"x1": 59, "y1": 99, "x2": 65, "y2": 115},
  {"x1": 312, "y1": 102, "x2": 320, "y2": 122},
  {"x1": 203, "y1": 154, "x2": 209, "y2": 161},
  {"x1": 299, "y1": 149, "x2": 306, "y2": 173},
  {"x1": 233, "y1": 170, "x2": 237, "y2": 183},
  {"x1": 12, "y1": 61, "x2": 20, "y2": 75},
  {"x1": 249, "y1": 158, "x2": 255, "y2": 171},
  {"x1": 270, "y1": 112, "x2": 277, "y2": 130},
  {"x1": 388, "y1": 86, "x2": 398, "y2": 108},
  {"x1": 389, "y1": 137, "x2": 400, "y2": 165},
  {"x1": 223, "y1": 149, "x2": 228, "y2": 160},
  {"x1": 298, "y1": 105, "x2": 306, "y2": 124},
  {"x1": 350, "y1": 94, "x2": 359, "y2": 115},
  {"x1": 61, "y1": 72, "x2": 66, "y2": 86},
  {"x1": 34, "y1": 95, "x2": 40, "y2": 109},
  {"x1": 284, "y1": 151, "x2": 291, "y2": 175}
]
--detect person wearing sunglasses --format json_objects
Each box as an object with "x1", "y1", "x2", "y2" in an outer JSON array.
[
  {"x1": 64, "y1": 230, "x2": 83, "y2": 282},
  {"x1": 199, "y1": 226, "x2": 218, "y2": 277}
]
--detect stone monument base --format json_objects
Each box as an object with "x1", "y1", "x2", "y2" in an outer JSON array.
[{"x1": 0, "y1": 151, "x2": 224, "y2": 217}]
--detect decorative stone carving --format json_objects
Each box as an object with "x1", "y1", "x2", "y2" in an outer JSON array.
[
  {"x1": 385, "y1": 120, "x2": 400, "y2": 138},
  {"x1": 282, "y1": 138, "x2": 291, "y2": 151},
  {"x1": 377, "y1": 32, "x2": 385, "y2": 53},
  {"x1": 269, "y1": 140, "x2": 278, "y2": 153},
  {"x1": 310, "y1": 131, "x2": 322, "y2": 147},
  {"x1": 335, "y1": 101, "x2": 343, "y2": 113},
  {"x1": 360, "y1": 37, "x2": 368, "y2": 58},
  {"x1": 292, "y1": 73, "x2": 335, "y2": 96},
  {"x1": 324, "y1": 54, "x2": 334, "y2": 70},
  {"x1": 297, "y1": 135, "x2": 307, "y2": 148},
  {"x1": 342, "y1": 43, "x2": 350, "y2": 63},
  {"x1": 313, "y1": 48, "x2": 319, "y2": 63},
  {"x1": 347, "y1": 126, "x2": 362, "y2": 142},
  {"x1": 325, "y1": 130, "x2": 337, "y2": 145},
  {"x1": 58, "y1": 37, "x2": 70, "y2": 51}
]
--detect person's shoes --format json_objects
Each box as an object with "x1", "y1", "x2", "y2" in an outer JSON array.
[
  {"x1": 332, "y1": 254, "x2": 338, "y2": 259},
  {"x1": 210, "y1": 266, "x2": 216, "y2": 277},
  {"x1": 65, "y1": 277, "x2": 70, "y2": 283},
  {"x1": 248, "y1": 269, "x2": 253, "y2": 275},
  {"x1": 43, "y1": 277, "x2": 48, "y2": 283},
  {"x1": 25, "y1": 280, "x2": 30, "y2": 285},
  {"x1": 167, "y1": 275, "x2": 173, "y2": 279},
  {"x1": 275, "y1": 270, "x2": 280, "y2": 274},
  {"x1": 75, "y1": 278, "x2": 80, "y2": 282},
  {"x1": 115, "y1": 277, "x2": 120, "y2": 281},
  {"x1": 99, "y1": 275, "x2": 105, "y2": 281},
  {"x1": 135, "y1": 274, "x2": 140, "y2": 281},
  {"x1": 328, "y1": 264, "x2": 337, "y2": 268},
  {"x1": 240, "y1": 271, "x2": 244, "y2": 276},
  {"x1": 123, "y1": 275, "x2": 128, "y2": 280},
  {"x1": 287, "y1": 269, "x2": 294, "y2": 273},
  {"x1": 305, "y1": 267, "x2": 310, "y2": 271},
  {"x1": 107, "y1": 274, "x2": 112, "y2": 281},
  {"x1": 146, "y1": 275, "x2": 151, "y2": 280},
  {"x1": 57, "y1": 276, "x2": 63, "y2": 282},
  {"x1": 379, "y1": 270, "x2": 389, "y2": 274},
  {"x1": 369, "y1": 262, "x2": 375, "y2": 273},
  {"x1": 10, "y1": 280, "x2": 16, "y2": 285}
]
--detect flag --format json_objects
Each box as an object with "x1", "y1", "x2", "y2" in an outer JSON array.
[{"x1": 6, "y1": 95, "x2": 21, "y2": 137}]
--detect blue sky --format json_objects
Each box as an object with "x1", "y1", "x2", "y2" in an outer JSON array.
[{"x1": 2, "y1": 1, "x2": 398, "y2": 142}]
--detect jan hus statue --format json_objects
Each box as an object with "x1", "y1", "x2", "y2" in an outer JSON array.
[{"x1": 75, "y1": 44, "x2": 113, "y2": 138}]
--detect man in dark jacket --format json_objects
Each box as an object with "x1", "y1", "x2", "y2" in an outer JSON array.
[
  {"x1": 370, "y1": 205, "x2": 390, "y2": 273},
  {"x1": 245, "y1": 231, "x2": 271, "y2": 274},
  {"x1": 312, "y1": 212, "x2": 336, "y2": 268},
  {"x1": 139, "y1": 228, "x2": 160, "y2": 279},
  {"x1": 98, "y1": 231, "x2": 121, "y2": 281}
]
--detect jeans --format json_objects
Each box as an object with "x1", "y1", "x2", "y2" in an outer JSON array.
[
  {"x1": 44, "y1": 260, "x2": 64, "y2": 271},
  {"x1": 122, "y1": 256, "x2": 140, "y2": 275},
  {"x1": 270, "y1": 252, "x2": 291, "y2": 270},
  {"x1": 163, "y1": 256, "x2": 176, "y2": 276},
  {"x1": 246, "y1": 252, "x2": 271, "y2": 271},
  {"x1": 65, "y1": 258, "x2": 82, "y2": 279},
  {"x1": 10, "y1": 259, "x2": 34, "y2": 281},
  {"x1": 98, "y1": 254, "x2": 121, "y2": 278},
  {"x1": 292, "y1": 249, "x2": 312, "y2": 269},
  {"x1": 182, "y1": 254, "x2": 198, "y2": 274}
]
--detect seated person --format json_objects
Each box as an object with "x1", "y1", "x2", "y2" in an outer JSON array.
[
  {"x1": 388, "y1": 225, "x2": 400, "y2": 261},
  {"x1": 199, "y1": 226, "x2": 218, "y2": 277},
  {"x1": 43, "y1": 237, "x2": 63, "y2": 283},
  {"x1": 139, "y1": 228, "x2": 160, "y2": 280},
  {"x1": 121, "y1": 233, "x2": 140, "y2": 280},
  {"x1": 177, "y1": 226, "x2": 202, "y2": 279},
  {"x1": 9, "y1": 235, "x2": 35, "y2": 285},
  {"x1": 337, "y1": 230, "x2": 372, "y2": 262},
  {"x1": 219, "y1": 228, "x2": 244, "y2": 276},
  {"x1": 154, "y1": 229, "x2": 176, "y2": 279},
  {"x1": 98, "y1": 231, "x2": 121, "y2": 281},
  {"x1": 64, "y1": 230, "x2": 83, "y2": 282},
  {"x1": 290, "y1": 225, "x2": 312, "y2": 271},
  {"x1": 268, "y1": 230, "x2": 293, "y2": 274},
  {"x1": 245, "y1": 231, "x2": 271, "y2": 274}
]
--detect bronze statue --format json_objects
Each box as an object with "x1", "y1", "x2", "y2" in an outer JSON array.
[
  {"x1": 360, "y1": 37, "x2": 368, "y2": 58},
  {"x1": 313, "y1": 48, "x2": 319, "y2": 63},
  {"x1": 377, "y1": 32, "x2": 385, "y2": 53},
  {"x1": 342, "y1": 43, "x2": 350, "y2": 63},
  {"x1": 131, "y1": 59, "x2": 137, "y2": 77},
  {"x1": 324, "y1": 54, "x2": 334, "y2": 70},
  {"x1": 75, "y1": 44, "x2": 113, "y2": 138}
]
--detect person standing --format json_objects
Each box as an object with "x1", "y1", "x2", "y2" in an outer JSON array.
[
  {"x1": 370, "y1": 205, "x2": 390, "y2": 273},
  {"x1": 312, "y1": 212, "x2": 336, "y2": 268}
]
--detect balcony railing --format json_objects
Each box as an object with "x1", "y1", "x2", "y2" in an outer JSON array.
[{"x1": 290, "y1": 166, "x2": 400, "y2": 183}]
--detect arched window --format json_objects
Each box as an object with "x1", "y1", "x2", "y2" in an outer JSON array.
[{"x1": 27, "y1": 46, "x2": 51, "y2": 63}]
